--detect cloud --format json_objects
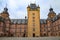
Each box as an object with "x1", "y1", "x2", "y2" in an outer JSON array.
[
  {"x1": 7, "y1": 0, "x2": 44, "y2": 19},
  {"x1": 0, "y1": 0, "x2": 60, "y2": 19}
]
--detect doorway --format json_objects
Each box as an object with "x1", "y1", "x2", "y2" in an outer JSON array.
[{"x1": 33, "y1": 33, "x2": 35, "y2": 37}]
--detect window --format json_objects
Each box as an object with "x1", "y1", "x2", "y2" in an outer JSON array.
[
  {"x1": 33, "y1": 23, "x2": 35, "y2": 26},
  {"x1": 20, "y1": 27, "x2": 21, "y2": 33},
  {"x1": 33, "y1": 28, "x2": 35, "y2": 31},
  {"x1": 44, "y1": 29, "x2": 46, "y2": 31},
  {"x1": 33, "y1": 20, "x2": 35, "y2": 22},
  {"x1": 33, "y1": 17, "x2": 35, "y2": 19},
  {"x1": 33, "y1": 13, "x2": 35, "y2": 15}
]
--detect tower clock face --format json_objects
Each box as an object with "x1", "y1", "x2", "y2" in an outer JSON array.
[
  {"x1": 51, "y1": 15, "x2": 53, "y2": 18},
  {"x1": 49, "y1": 14, "x2": 55, "y2": 18}
]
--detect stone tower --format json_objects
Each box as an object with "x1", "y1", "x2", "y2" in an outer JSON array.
[
  {"x1": 0, "y1": 5, "x2": 10, "y2": 36},
  {"x1": 1, "y1": 5, "x2": 9, "y2": 19},
  {"x1": 48, "y1": 7, "x2": 56, "y2": 19},
  {"x1": 27, "y1": 3, "x2": 40, "y2": 37}
]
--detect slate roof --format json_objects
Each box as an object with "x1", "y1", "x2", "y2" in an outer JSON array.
[
  {"x1": 11, "y1": 19, "x2": 27, "y2": 24},
  {"x1": 10, "y1": 13, "x2": 60, "y2": 24},
  {"x1": 10, "y1": 19, "x2": 46, "y2": 24},
  {"x1": 52, "y1": 13, "x2": 60, "y2": 22},
  {"x1": 30, "y1": 4, "x2": 37, "y2": 9}
]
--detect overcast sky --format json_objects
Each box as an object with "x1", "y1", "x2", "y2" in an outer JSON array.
[{"x1": 0, "y1": 0, "x2": 60, "y2": 19}]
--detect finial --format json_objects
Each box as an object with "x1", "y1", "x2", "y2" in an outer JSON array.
[
  {"x1": 25, "y1": 16, "x2": 27, "y2": 24},
  {"x1": 50, "y1": 5, "x2": 52, "y2": 8},
  {"x1": 4, "y1": 3, "x2": 8, "y2": 12},
  {"x1": 6, "y1": 3, "x2": 7, "y2": 8},
  {"x1": 49, "y1": 5, "x2": 53, "y2": 11},
  {"x1": 33, "y1": 0, "x2": 36, "y2": 4},
  {"x1": 25, "y1": 16, "x2": 27, "y2": 19},
  {"x1": 5, "y1": 2, "x2": 7, "y2": 8},
  {"x1": 38, "y1": 5, "x2": 39, "y2": 7},
  {"x1": 30, "y1": 0, "x2": 36, "y2": 4},
  {"x1": 28, "y1": 5, "x2": 30, "y2": 7}
]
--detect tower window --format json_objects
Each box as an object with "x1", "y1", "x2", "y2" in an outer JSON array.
[
  {"x1": 33, "y1": 13, "x2": 35, "y2": 15},
  {"x1": 33, "y1": 20, "x2": 35, "y2": 22},
  {"x1": 33, "y1": 17, "x2": 35, "y2": 19},
  {"x1": 33, "y1": 23, "x2": 35, "y2": 26},
  {"x1": 33, "y1": 24, "x2": 35, "y2": 26},
  {"x1": 33, "y1": 27, "x2": 35, "y2": 31}
]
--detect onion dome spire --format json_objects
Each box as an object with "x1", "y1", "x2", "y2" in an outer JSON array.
[{"x1": 4, "y1": 4, "x2": 8, "y2": 12}]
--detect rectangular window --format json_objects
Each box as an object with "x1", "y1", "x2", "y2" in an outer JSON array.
[
  {"x1": 33, "y1": 20, "x2": 35, "y2": 22},
  {"x1": 33, "y1": 17, "x2": 35, "y2": 19},
  {"x1": 33, "y1": 28, "x2": 35, "y2": 31},
  {"x1": 33, "y1": 13, "x2": 35, "y2": 15},
  {"x1": 33, "y1": 23, "x2": 35, "y2": 26}
]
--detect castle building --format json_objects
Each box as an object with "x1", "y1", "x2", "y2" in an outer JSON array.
[{"x1": 0, "y1": 3, "x2": 60, "y2": 37}]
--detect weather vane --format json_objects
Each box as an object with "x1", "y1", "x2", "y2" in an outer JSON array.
[
  {"x1": 5, "y1": 0, "x2": 7, "y2": 8},
  {"x1": 30, "y1": 0, "x2": 36, "y2": 4}
]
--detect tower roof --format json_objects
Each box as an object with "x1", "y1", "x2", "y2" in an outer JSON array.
[
  {"x1": 49, "y1": 7, "x2": 53, "y2": 11},
  {"x1": 3, "y1": 7, "x2": 9, "y2": 16},
  {"x1": 49, "y1": 7, "x2": 56, "y2": 14},
  {"x1": 48, "y1": 7, "x2": 56, "y2": 19},
  {"x1": 4, "y1": 4, "x2": 8, "y2": 12},
  {"x1": 4, "y1": 7, "x2": 8, "y2": 12},
  {"x1": 1, "y1": 4, "x2": 9, "y2": 16},
  {"x1": 30, "y1": 3, "x2": 37, "y2": 9}
]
